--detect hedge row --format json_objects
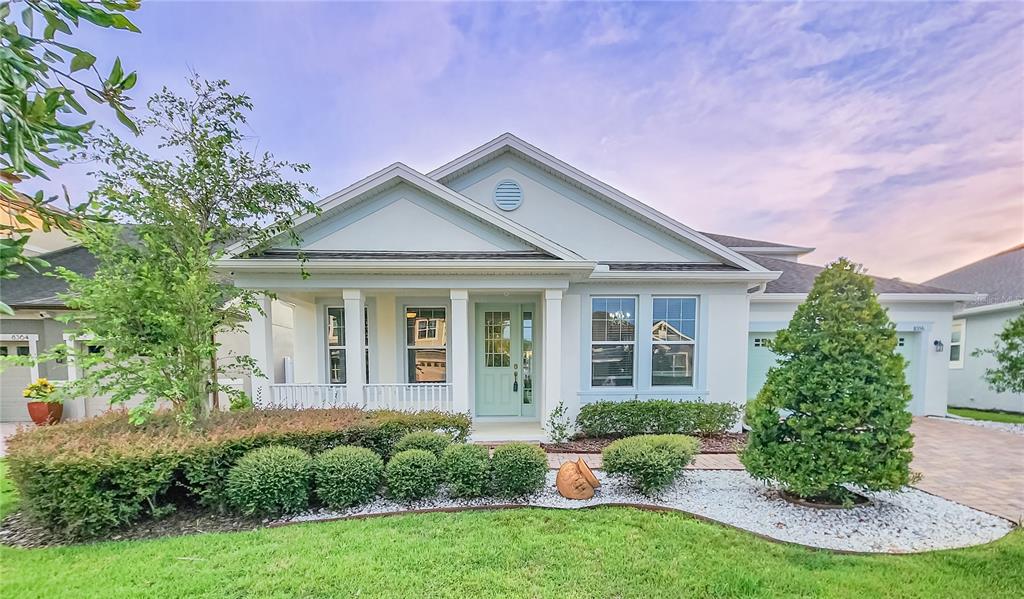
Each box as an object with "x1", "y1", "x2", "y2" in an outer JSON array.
[
  {"x1": 225, "y1": 439, "x2": 548, "y2": 516},
  {"x1": 5, "y1": 408, "x2": 470, "y2": 539},
  {"x1": 576, "y1": 399, "x2": 739, "y2": 438}
]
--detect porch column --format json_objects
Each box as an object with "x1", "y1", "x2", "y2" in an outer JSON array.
[
  {"x1": 449, "y1": 289, "x2": 470, "y2": 414},
  {"x1": 342, "y1": 289, "x2": 365, "y2": 405},
  {"x1": 247, "y1": 294, "x2": 274, "y2": 406},
  {"x1": 542, "y1": 289, "x2": 563, "y2": 434}
]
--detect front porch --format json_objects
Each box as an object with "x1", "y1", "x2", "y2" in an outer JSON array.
[{"x1": 247, "y1": 286, "x2": 567, "y2": 440}]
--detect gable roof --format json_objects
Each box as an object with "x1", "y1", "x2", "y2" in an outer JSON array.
[
  {"x1": 0, "y1": 244, "x2": 96, "y2": 308},
  {"x1": 222, "y1": 162, "x2": 585, "y2": 262},
  {"x1": 923, "y1": 244, "x2": 1024, "y2": 308},
  {"x1": 746, "y1": 254, "x2": 967, "y2": 297},
  {"x1": 428, "y1": 133, "x2": 770, "y2": 273}
]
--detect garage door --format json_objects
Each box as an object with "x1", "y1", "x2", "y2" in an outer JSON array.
[
  {"x1": 746, "y1": 333, "x2": 778, "y2": 400},
  {"x1": 1, "y1": 342, "x2": 32, "y2": 422},
  {"x1": 895, "y1": 333, "x2": 922, "y2": 414}
]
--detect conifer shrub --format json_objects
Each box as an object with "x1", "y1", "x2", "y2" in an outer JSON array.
[{"x1": 741, "y1": 258, "x2": 915, "y2": 505}]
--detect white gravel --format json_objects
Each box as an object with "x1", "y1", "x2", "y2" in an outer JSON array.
[
  {"x1": 277, "y1": 469, "x2": 1013, "y2": 554},
  {"x1": 937, "y1": 415, "x2": 1024, "y2": 435}
]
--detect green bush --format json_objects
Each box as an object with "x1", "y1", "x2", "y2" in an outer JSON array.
[
  {"x1": 576, "y1": 399, "x2": 739, "y2": 438},
  {"x1": 313, "y1": 446, "x2": 384, "y2": 509},
  {"x1": 490, "y1": 443, "x2": 547, "y2": 498},
  {"x1": 5, "y1": 408, "x2": 470, "y2": 538},
  {"x1": 602, "y1": 435, "x2": 698, "y2": 495},
  {"x1": 394, "y1": 430, "x2": 452, "y2": 457},
  {"x1": 741, "y1": 258, "x2": 915, "y2": 505},
  {"x1": 226, "y1": 445, "x2": 312, "y2": 516},
  {"x1": 385, "y1": 449, "x2": 439, "y2": 501},
  {"x1": 440, "y1": 443, "x2": 491, "y2": 498}
]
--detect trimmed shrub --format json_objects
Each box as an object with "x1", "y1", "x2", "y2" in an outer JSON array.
[
  {"x1": 394, "y1": 430, "x2": 452, "y2": 458},
  {"x1": 490, "y1": 443, "x2": 547, "y2": 498},
  {"x1": 226, "y1": 445, "x2": 312, "y2": 516},
  {"x1": 742, "y1": 258, "x2": 915, "y2": 505},
  {"x1": 314, "y1": 446, "x2": 384, "y2": 508},
  {"x1": 576, "y1": 399, "x2": 739, "y2": 438},
  {"x1": 602, "y1": 435, "x2": 698, "y2": 495},
  {"x1": 385, "y1": 449, "x2": 439, "y2": 501},
  {"x1": 5, "y1": 408, "x2": 469, "y2": 538},
  {"x1": 440, "y1": 443, "x2": 491, "y2": 498}
]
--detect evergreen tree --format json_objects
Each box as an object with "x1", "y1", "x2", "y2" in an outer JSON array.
[{"x1": 741, "y1": 258, "x2": 915, "y2": 504}]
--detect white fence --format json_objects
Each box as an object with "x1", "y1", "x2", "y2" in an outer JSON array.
[
  {"x1": 267, "y1": 384, "x2": 352, "y2": 409},
  {"x1": 266, "y1": 383, "x2": 454, "y2": 413},
  {"x1": 363, "y1": 383, "x2": 454, "y2": 412}
]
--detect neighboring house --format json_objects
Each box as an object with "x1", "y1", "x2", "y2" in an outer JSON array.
[
  {"x1": 0, "y1": 198, "x2": 291, "y2": 422},
  {"x1": 215, "y1": 133, "x2": 975, "y2": 439},
  {"x1": 923, "y1": 246, "x2": 1024, "y2": 413}
]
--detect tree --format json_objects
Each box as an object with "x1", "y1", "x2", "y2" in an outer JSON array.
[
  {"x1": 973, "y1": 311, "x2": 1024, "y2": 395},
  {"x1": 1, "y1": 0, "x2": 140, "y2": 314},
  {"x1": 741, "y1": 258, "x2": 915, "y2": 505},
  {"x1": 55, "y1": 77, "x2": 317, "y2": 426}
]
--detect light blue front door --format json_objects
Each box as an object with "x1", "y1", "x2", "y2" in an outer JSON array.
[{"x1": 475, "y1": 304, "x2": 533, "y2": 417}]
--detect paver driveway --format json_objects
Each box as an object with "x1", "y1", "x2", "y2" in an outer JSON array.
[{"x1": 910, "y1": 417, "x2": 1023, "y2": 522}]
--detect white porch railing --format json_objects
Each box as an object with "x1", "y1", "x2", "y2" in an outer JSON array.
[
  {"x1": 266, "y1": 383, "x2": 455, "y2": 413},
  {"x1": 363, "y1": 383, "x2": 454, "y2": 412},
  {"x1": 267, "y1": 384, "x2": 352, "y2": 409}
]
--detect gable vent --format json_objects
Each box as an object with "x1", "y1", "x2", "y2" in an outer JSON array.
[{"x1": 493, "y1": 180, "x2": 523, "y2": 211}]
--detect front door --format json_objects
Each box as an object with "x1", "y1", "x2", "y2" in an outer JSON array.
[{"x1": 475, "y1": 304, "x2": 531, "y2": 417}]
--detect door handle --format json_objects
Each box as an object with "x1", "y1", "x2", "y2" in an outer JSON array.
[{"x1": 513, "y1": 370, "x2": 519, "y2": 392}]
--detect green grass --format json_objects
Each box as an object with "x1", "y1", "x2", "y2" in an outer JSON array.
[
  {"x1": 949, "y1": 407, "x2": 1024, "y2": 424},
  {"x1": 0, "y1": 461, "x2": 16, "y2": 519},
  {"x1": 1, "y1": 508, "x2": 1021, "y2": 598}
]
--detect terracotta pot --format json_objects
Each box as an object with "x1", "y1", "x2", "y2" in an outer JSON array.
[{"x1": 26, "y1": 402, "x2": 63, "y2": 426}]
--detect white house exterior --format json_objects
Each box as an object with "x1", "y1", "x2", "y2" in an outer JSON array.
[
  {"x1": 924, "y1": 246, "x2": 1024, "y2": 413},
  {"x1": 214, "y1": 134, "x2": 974, "y2": 440}
]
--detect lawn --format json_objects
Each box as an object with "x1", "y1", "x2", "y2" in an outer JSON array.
[
  {"x1": 0, "y1": 507, "x2": 1021, "y2": 599},
  {"x1": 0, "y1": 461, "x2": 16, "y2": 519},
  {"x1": 948, "y1": 407, "x2": 1024, "y2": 424}
]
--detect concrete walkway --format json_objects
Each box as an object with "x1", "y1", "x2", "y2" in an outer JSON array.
[{"x1": 910, "y1": 417, "x2": 1023, "y2": 522}]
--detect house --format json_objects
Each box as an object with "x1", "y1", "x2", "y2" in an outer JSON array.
[
  {"x1": 216, "y1": 133, "x2": 975, "y2": 440},
  {"x1": 923, "y1": 246, "x2": 1024, "y2": 413},
  {"x1": 0, "y1": 197, "x2": 293, "y2": 422}
]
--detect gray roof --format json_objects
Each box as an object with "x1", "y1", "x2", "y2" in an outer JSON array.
[
  {"x1": 923, "y1": 245, "x2": 1024, "y2": 307},
  {"x1": 0, "y1": 245, "x2": 97, "y2": 308},
  {"x1": 700, "y1": 231, "x2": 808, "y2": 250},
  {"x1": 747, "y1": 254, "x2": 959, "y2": 295}
]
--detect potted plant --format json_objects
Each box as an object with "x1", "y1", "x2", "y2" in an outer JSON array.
[{"x1": 24, "y1": 378, "x2": 63, "y2": 425}]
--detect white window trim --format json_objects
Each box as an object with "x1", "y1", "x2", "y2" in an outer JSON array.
[
  {"x1": 650, "y1": 295, "x2": 698, "y2": 388},
  {"x1": 949, "y1": 319, "x2": 966, "y2": 369},
  {"x1": 404, "y1": 305, "x2": 449, "y2": 384},
  {"x1": 325, "y1": 305, "x2": 372, "y2": 384},
  {"x1": 589, "y1": 295, "x2": 638, "y2": 389}
]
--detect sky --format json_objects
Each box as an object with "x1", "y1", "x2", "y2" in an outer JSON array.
[{"x1": 38, "y1": 1, "x2": 1024, "y2": 282}]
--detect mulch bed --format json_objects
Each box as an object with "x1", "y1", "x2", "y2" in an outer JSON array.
[
  {"x1": 0, "y1": 508, "x2": 263, "y2": 549},
  {"x1": 541, "y1": 432, "x2": 748, "y2": 454}
]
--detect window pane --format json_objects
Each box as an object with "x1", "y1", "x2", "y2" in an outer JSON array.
[
  {"x1": 591, "y1": 344, "x2": 634, "y2": 387},
  {"x1": 652, "y1": 298, "x2": 696, "y2": 341},
  {"x1": 484, "y1": 311, "x2": 511, "y2": 368},
  {"x1": 950, "y1": 329, "x2": 962, "y2": 343},
  {"x1": 652, "y1": 344, "x2": 694, "y2": 386},
  {"x1": 949, "y1": 345, "x2": 961, "y2": 362},
  {"x1": 16, "y1": 346, "x2": 30, "y2": 357},
  {"x1": 327, "y1": 307, "x2": 344, "y2": 346},
  {"x1": 522, "y1": 311, "x2": 533, "y2": 404},
  {"x1": 408, "y1": 348, "x2": 447, "y2": 382},
  {"x1": 406, "y1": 307, "x2": 446, "y2": 347},
  {"x1": 329, "y1": 348, "x2": 346, "y2": 384},
  {"x1": 592, "y1": 297, "x2": 635, "y2": 342}
]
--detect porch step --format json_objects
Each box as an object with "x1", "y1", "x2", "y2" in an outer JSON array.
[{"x1": 469, "y1": 421, "x2": 546, "y2": 444}]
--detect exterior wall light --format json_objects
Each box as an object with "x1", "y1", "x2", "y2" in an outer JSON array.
[{"x1": 933, "y1": 339, "x2": 944, "y2": 353}]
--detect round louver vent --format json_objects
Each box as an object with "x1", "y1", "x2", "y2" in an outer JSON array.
[{"x1": 493, "y1": 180, "x2": 523, "y2": 211}]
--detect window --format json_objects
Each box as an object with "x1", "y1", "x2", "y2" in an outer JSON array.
[
  {"x1": 406, "y1": 307, "x2": 446, "y2": 383},
  {"x1": 753, "y1": 337, "x2": 769, "y2": 348},
  {"x1": 325, "y1": 306, "x2": 371, "y2": 384},
  {"x1": 949, "y1": 320, "x2": 965, "y2": 369},
  {"x1": 16, "y1": 345, "x2": 30, "y2": 357},
  {"x1": 591, "y1": 297, "x2": 636, "y2": 387},
  {"x1": 0, "y1": 347, "x2": 7, "y2": 356},
  {"x1": 651, "y1": 297, "x2": 696, "y2": 386},
  {"x1": 522, "y1": 311, "x2": 533, "y2": 405},
  {"x1": 326, "y1": 307, "x2": 346, "y2": 384},
  {"x1": 897, "y1": 337, "x2": 906, "y2": 347}
]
